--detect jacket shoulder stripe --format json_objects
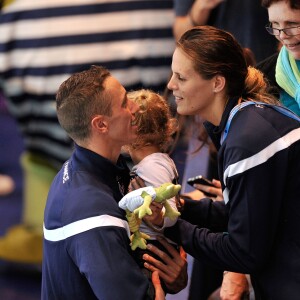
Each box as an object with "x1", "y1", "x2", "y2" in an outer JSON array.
[
  {"x1": 224, "y1": 127, "x2": 300, "y2": 183},
  {"x1": 43, "y1": 214, "x2": 130, "y2": 242}
]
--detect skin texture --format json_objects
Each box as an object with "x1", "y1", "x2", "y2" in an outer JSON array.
[
  {"x1": 184, "y1": 179, "x2": 224, "y2": 201},
  {"x1": 90, "y1": 76, "x2": 139, "y2": 161},
  {"x1": 167, "y1": 48, "x2": 226, "y2": 126},
  {"x1": 153, "y1": 271, "x2": 166, "y2": 300},
  {"x1": 220, "y1": 272, "x2": 249, "y2": 300},
  {"x1": 85, "y1": 76, "x2": 139, "y2": 164},
  {"x1": 267, "y1": 1, "x2": 300, "y2": 59},
  {"x1": 144, "y1": 237, "x2": 188, "y2": 294}
]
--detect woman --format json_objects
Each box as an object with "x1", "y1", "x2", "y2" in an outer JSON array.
[
  {"x1": 165, "y1": 26, "x2": 300, "y2": 300},
  {"x1": 258, "y1": 0, "x2": 300, "y2": 116}
]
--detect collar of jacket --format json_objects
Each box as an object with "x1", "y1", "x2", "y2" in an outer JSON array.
[{"x1": 204, "y1": 97, "x2": 239, "y2": 150}]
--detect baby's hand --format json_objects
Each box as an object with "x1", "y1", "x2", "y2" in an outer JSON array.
[
  {"x1": 143, "y1": 202, "x2": 164, "y2": 227},
  {"x1": 128, "y1": 176, "x2": 145, "y2": 192}
]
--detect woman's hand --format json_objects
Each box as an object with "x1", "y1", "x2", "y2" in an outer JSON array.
[
  {"x1": 181, "y1": 179, "x2": 223, "y2": 201},
  {"x1": 194, "y1": 179, "x2": 223, "y2": 201},
  {"x1": 152, "y1": 271, "x2": 166, "y2": 300},
  {"x1": 143, "y1": 237, "x2": 188, "y2": 294},
  {"x1": 181, "y1": 189, "x2": 206, "y2": 201},
  {"x1": 220, "y1": 272, "x2": 250, "y2": 300}
]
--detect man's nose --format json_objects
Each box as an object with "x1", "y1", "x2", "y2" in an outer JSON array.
[{"x1": 129, "y1": 100, "x2": 139, "y2": 114}]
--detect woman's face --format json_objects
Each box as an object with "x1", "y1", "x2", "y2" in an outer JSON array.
[
  {"x1": 268, "y1": 1, "x2": 300, "y2": 59},
  {"x1": 167, "y1": 47, "x2": 224, "y2": 124}
]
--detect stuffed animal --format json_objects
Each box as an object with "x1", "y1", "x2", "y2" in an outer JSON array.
[{"x1": 118, "y1": 182, "x2": 181, "y2": 250}]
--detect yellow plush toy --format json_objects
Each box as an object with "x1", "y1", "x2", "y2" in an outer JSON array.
[{"x1": 118, "y1": 182, "x2": 181, "y2": 250}]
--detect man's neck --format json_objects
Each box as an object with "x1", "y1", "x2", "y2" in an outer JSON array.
[{"x1": 78, "y1": 140, "x2": 122, "y2": 165}]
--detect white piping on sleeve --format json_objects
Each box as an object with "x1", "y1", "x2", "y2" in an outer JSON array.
[
  {"x1": 43, "y1": 214, "x2": 130, "y2": 242},
  {"x1": 223, "y1": 128, "x2": 300, "y2": 203}
]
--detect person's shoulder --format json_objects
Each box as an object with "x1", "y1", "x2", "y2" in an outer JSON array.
[
  {"x1": 231, "y1": 104, "x2": 298, "y2": 142},
  {"x1": 56, "y1": 169, "x2": 122, "y2": 219}
]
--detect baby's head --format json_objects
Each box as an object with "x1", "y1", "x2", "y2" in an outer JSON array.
[{"x1": 128, "y1": 89, "x2": 178, "y2": 151}]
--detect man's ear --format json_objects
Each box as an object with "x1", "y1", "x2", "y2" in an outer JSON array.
[
  {"x1": 91, "y1": 115, "x2": 108, "y2": 133},
  {"x1": 213, "y1": 75, "x2": 226, "y2": 93}
]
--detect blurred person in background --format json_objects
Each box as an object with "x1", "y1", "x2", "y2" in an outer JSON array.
[
  {"x1": 173, "y1": 0, "x2": 277, "y2": 62},
  {"x1": 257, "y1": 0, "x2": 300, "y2": 116}
]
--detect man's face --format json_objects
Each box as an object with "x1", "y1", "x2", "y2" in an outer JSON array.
[
  {"x1": 268, "y1": 1, "x2": 300, "y2": 59},
  {"x1": 104, "y1": 76, "x2": 139, "y2": 147}
]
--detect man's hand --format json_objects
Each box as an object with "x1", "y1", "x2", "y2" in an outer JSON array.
[{"x1": 143, "y1": 237, "x2": 188, "y2": 294}]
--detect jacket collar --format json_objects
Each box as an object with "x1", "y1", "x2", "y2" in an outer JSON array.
[{"x1": 204, "y1": 97, "x2": 239, "y2": 150}]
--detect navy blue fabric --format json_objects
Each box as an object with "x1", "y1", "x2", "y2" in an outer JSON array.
[
  {"x1": 166, "y1": 100, "x2": 300, "y2": 300},
  {"x1": 42, "y1": 145, "x2": 151, "y2": 299}
]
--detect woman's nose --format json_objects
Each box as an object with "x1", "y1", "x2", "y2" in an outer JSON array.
[
  {"x1": 278, "y1": 30, "x2": 290, "y2": 40},
  {"x1": 167, "y1": 75, "x2": 176, "y2": 90}
]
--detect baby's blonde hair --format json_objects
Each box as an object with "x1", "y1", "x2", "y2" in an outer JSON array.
[{"x1": 128, "y1": 89, "x2": 178, "y2": 151}]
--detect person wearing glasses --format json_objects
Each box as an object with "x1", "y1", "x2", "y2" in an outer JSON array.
[{"x1": 258, "y1": 0, "x2": 300, "y2": 116}]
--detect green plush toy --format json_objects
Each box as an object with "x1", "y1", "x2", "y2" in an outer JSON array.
[{"x1": 118, "y1": 183, "x2": 181, "y2": 250}]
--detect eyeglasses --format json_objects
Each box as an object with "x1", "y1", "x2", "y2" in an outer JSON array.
[{"x1": 265, "y1": 24, "x2": 300, "y2": 36}]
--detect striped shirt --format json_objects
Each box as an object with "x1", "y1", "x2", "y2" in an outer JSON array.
[{"x1": 0, "y1": 0, "x2": 174, "y2": 168}]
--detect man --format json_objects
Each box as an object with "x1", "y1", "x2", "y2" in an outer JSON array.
[{"x1": 42, "y1": 65, "x2": 187, "y2": 299}]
